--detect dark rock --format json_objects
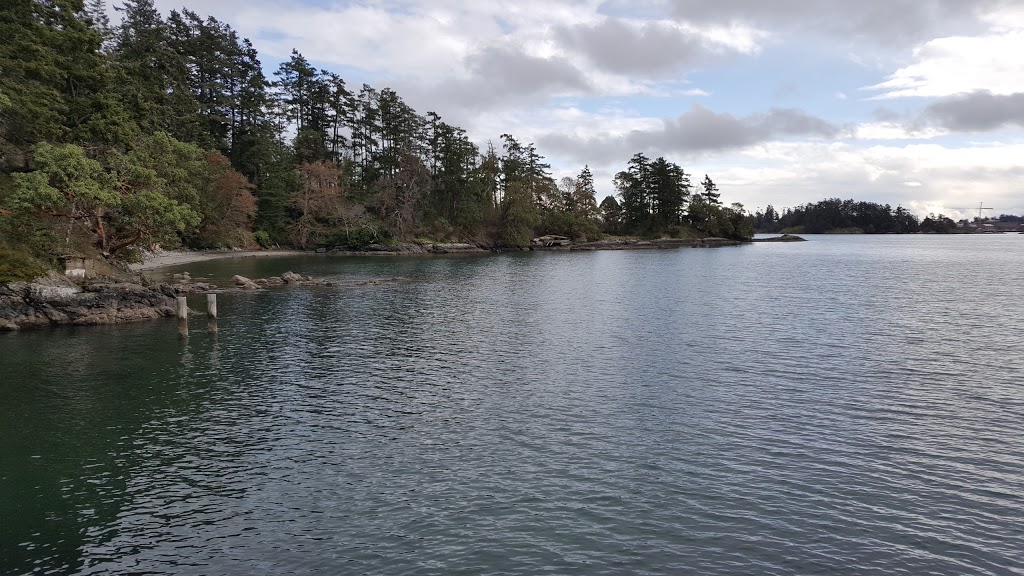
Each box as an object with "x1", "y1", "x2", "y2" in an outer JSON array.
[
  {"x1": 750, "y1": 234, "x2": 807, "y2": 243},
  {"x1": 1, "y1": 276, "x2": 177, "y2": 331}
]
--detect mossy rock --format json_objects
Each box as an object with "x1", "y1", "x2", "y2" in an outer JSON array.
[{"x1": 0, "y1": 248, "x2": 49, "y2": 282}]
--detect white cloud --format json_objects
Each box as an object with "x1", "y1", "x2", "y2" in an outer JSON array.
[
  {"x1": 135, "y1": 0, "x2": 1024, "y2": 218},
  {"x1": 864, "y1": 24, "x2": 1024, "y2": 99},
  {"x1": 847, "y1": 122, "x2": 948, "y2": 140},
  {"x1": 714, "y1": 140, "x2": 1024, "y2": 216}
]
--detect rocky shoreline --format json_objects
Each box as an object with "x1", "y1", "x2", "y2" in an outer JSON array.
[
  {"x1": 312, "y1": 237, "x2": 746, "y2": 255},
  {"x1": 749, "y1": 234, "x2": 807, "y2": 243},
  {"x1": 2, "y1": 236, "x2": 795, "y2": 332},
  {"x1": 532, "y1": 237, "x2": 744, "y2": 250},
  {"x1": 0, "y1": 272, "x2": 178, "y2": 332}
]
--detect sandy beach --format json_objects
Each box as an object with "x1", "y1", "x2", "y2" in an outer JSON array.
[{"x1": 129, "y1": 249, "x2": 302, "y2": 271}]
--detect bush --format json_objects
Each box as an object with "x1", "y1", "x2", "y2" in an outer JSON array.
[
  {"x1": 0, "y1": 248, "x2": 48, "y2": 282},
  {"x1": 253, "y1": 230, "x2": 272, "y2": 248}
]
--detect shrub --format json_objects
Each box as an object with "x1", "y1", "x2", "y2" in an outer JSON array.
[
  {"x1": 0, "y1": 248, "x2": 48, "y2": 282},
  {"x1": 254, "y1": 230, "x2": 272, "y2": 248}
]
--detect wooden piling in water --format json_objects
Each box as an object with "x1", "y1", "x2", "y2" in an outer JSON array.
[
  {"x1": 176, "y1": 296, "x2": 188, "y2": 338},
  {"x1": 207, "y1": 293, "x2": 218, "y2": 319}
]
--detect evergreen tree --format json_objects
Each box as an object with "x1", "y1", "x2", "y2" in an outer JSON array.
[
  {"x1": 599, "y1": 195, "x2": 622, "y2": 234},
  {"x1": 112, "y1": 0, "x2": 198, "y2": 139},
  {"x1": 273, "y1": 49, "x2": 317, "y2": 132},
  {"x1": 0, "y1": 0, "x2": 132, "y2": 163},
  {"x1": 649, "y1": 157, "x2": 689, "y2": 228},
  {"x1": 616, "y1": 152, "x2": 651, "y2": 233},
  {"x1": 700, "y1": 174, "x2": 721, "y2": 205},
  {"x1": 1, "y1": 0, "x2": 72, "y2": 162}
]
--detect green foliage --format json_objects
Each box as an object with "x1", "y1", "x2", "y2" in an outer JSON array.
[
  {"x1": 8, "y1": 138, "x2": 204, "y2": 256},
  {"x1": 614, "y1": 153, "x2": 693, "y2": 235},
  {"x1": 686, "y1": 200, "x2": 754, "y2": 240},
  {"x1": 11, "y1": 142, "x2": 116, "y2": 211},
  {"x1": 599, "y1": 195, "x2": 622, "y2": 234},
  {"x1": 495, "y1": 181, "x2": 538, "y2": 247},
  {"x1": 610, "y1": 152, "x2": 755, "y2": 239},
  {"x1": 0, "y1": 247, "x2": 47, "y2": 282},
  {"x1": 253, "y1": 230, "x2": 272, "y2": 248}
]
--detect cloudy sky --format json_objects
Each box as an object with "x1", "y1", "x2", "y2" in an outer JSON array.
[{"x1": 150, "y1": 0, "x2": 1023, "y2": 218}]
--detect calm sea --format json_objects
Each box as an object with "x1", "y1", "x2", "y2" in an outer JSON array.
[{"x1": 2, "y1": 235, "x2": 1022, "y2": 575}]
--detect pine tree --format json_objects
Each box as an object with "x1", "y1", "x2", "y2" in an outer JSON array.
[
  {"x1": 649, "y1": 157, "x2": 689, "y2": 228},
  {"x1": 112, "y1": 0, "x2": 198, "y2": 138},
  {"x1": 700, "y1": 174, "x2": 721, "y2": 205},
  {"x1": 617, "y1": 152, "x2": 651, "y2": 233}
]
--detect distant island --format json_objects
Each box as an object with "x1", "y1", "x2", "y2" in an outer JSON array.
[{"x1": 748, "y1": 199, "x2": 1024, "y2": 235}]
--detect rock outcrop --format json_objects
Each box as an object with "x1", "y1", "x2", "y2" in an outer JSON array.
[
  {"x1": 749, "y1": 234, "x2": 807, "y2": 242},
  {"x1": 0, "y1": 273, "x2": 176, "y2": 331},
  {"x1": 232, "y1": 275, "x2": 261, "y2": 290}
]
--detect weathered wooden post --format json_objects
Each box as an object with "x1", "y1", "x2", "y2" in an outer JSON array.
[
  {"x1": 206, "y1": 293, "x2": 218, "y2": 334},
  {"x1": 176, "y1": 296, "x2": 188, "y2": 338}
]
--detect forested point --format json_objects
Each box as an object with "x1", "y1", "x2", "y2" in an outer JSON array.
[{"x1": 0, "y1": 0, "x2": 760, "y2": 281}]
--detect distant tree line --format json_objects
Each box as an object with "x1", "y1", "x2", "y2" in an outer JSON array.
[
  {"x1": 750, "y1": 199, "x2": 1023, "y2": 235},
  {"x1": 0, "y1": 0, "x2": 753, "y2": 279},
  {"x1": 751, "y1": 199, "x2": 920, "y2": 234}
]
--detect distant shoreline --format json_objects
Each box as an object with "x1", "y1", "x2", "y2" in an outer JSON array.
[
  {"x1": 130, "y1": 237, "x2": 754, "y2": 272},
  {"x1": 129, "y1": 249, "x2": 302, "y2": 271}
]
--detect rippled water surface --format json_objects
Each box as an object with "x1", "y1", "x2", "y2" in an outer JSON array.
[{"x1": 2, "y1": 235, "x2": 1023, "y2": 575}]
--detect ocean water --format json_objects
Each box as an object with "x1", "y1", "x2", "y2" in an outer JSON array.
[{"x1": 2, "y1": 235, "x2": 1022, "y2": 575}]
